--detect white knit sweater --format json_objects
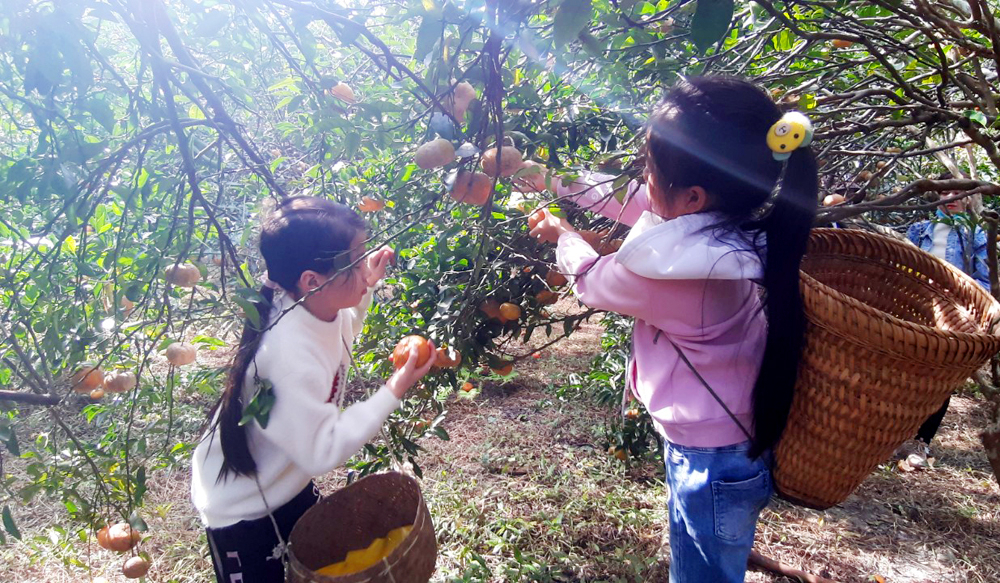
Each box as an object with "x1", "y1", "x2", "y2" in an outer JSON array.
[{"x1": 191, "y1": 287, "x2": 400, "y2": 528}]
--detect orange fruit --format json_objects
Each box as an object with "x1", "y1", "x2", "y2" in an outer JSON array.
[
  {"x1": 499, "y1": 302, "x2": 521, "y2": 322},
  {"x1": 414, "y1": 138, "x2": 456, "y2": 169},
  {"x1": 72, "y1": 366, "x2": 104, "y2": 393},
  {"x1": 479, "y1": 299, "x2": 503, "y2": 320},
  {"x1": 164, "y1": 262, "x2": 201, "y2": 287},
  {"x1": 99, "y1": 523, "x2": 141, "y2": 552},
  {"x1": 822, "y1": 194, "x2": 845, "y2": 207},
  {"x1": 90, "y1": 388, "x2": 105, "y2": 400},
  {"x1": 624, "y1": 408, "x2": 641, "y2": 420},
  {"x1": 447, "y1": 81, "x2": 476, "y2": 120},
  {"x1": 392, "y1": 336, "x2": 432, "y2": 370},
  {"x1": 461, "y1": 381, "x2": 474, "y2": 392},
  {"x1": 104, "y1": 371, "x2": 137, "y2": 394},
  {"x1": 535, "y1": 290, "x2": 558, "y2": 305},
  {"x1": 435, "y1": 346, "x2": 462, "y2": 369},
  {"x1": 165, "y1": 342, "x2": 197, "y2": 366},
  {"x1": 330, "y1": 82, "x2": 357, "y2": 104},
  {"x1": 358, "y1": 196, "x2": 385, "y2": 212},
  {"x1": 122, "y1": 556, "x2": 151, "y2": 578},
  {"x1": 532, "y1": 352, "x2": 541, "y2": 359},
  {"x1": 491, "y1": 363, "x2": 514, "y2": 376},
  {"x1": 545, "y1": 270, "x2": 567, "y2": 287},
  {"x1": 480, "y1": 146, "x2": 523, "y2": 178},
  {"x1": 450, "y1": 171, "x2": 492, "y2": 206}
]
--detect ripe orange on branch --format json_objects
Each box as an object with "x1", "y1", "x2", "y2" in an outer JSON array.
[
  {"x1": 435, "y1": 346, "x2": 462, "y2": 369},
  {"x1": 104, "y1": 371, "x2": 137, "y2": 394},
  {"x1": 165, "y1": 342, "x2": 197, "y2": 366},
  {"x1": 545, "y1": 270, "x2": 568, "y2": 287},
  {"x1": 358, "y1": 196, "x2": 385, "y2": 212},
  {"x1": 450, "y1": 171, "x2": 492, "y2": 206},
  {"x1": 97, "y1": 523, "x2": 141, "y2": 552},
  {"x1": 330, "y1": 82, "x2": 357, "y2": 104},
  {"x1": 164, "y1": 262, "x2": 201, "y2": 287},
  {"x1": 414, "y1": 138, "x2": 456, "y2": 169},
  {"x1": 479, "y1": 299, "x2": 503, "y2": 320},
  {"x1": 122, "y1": 556, "x2": 151, "y2": 579},
  {"x1": 481, "y1": 146, "x2": 523, "y2": 178},
  {"x1": 392, "y1": 335, "x2": 432, "y2": 370},
  {"x1": 71, "y1": 365, "x2": 104, "y2": 393},
  {"x1": 499, "y1": 302, "x2": 521, "y2": 322}
]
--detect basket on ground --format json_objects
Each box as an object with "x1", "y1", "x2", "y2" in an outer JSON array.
[
  {"x1": 775, "y1": 228, "x2": 1000, "y2": 510},
  {"x1": 286, "y1": 472, "x2": 436, "y2": 583}
]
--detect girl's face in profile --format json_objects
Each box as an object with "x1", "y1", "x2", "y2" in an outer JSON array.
[{"x1": 299, "y1": 231, "x2": 370, "y2": 322}]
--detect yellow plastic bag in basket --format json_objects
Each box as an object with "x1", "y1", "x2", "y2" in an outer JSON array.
[{"x1": 315, "y1": 525, "x2": 413, "y2": 577}]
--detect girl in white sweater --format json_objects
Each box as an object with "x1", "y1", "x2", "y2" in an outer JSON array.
[{"x1": 191, "y1": 196, "x2": 436, "y2": 583}]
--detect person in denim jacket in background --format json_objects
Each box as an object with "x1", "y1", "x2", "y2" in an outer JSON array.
[
  {"x1": 900, "y1": 172, "x2": 991, "y2": 468},
  {"x1": 906, "y1": 173, "x2": 991, "y2": 290}
]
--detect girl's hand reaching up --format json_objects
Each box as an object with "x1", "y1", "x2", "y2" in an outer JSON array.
[
  {"x1": 529, "y1": 209, "x2": 575, "y2": 244},
  {"x1": 385, "y1": 340, "x2": 437, "y2": 399},
  {"x1": 365, "y1": 246, "x2": 395, "y2": 287}
]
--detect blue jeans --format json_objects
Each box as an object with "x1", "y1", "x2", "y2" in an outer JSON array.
[{"x1": 664, "y1": 441, "x2": 772, "y2": 582}]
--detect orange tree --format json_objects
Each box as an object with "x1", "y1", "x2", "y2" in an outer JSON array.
[{"x1": 1, "y1": 0, "x2": 999, "y2": 563}]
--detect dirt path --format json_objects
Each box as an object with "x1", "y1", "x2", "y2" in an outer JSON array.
[{"x1": 1, "y1": 309, "x2": 998, "y2": 582}]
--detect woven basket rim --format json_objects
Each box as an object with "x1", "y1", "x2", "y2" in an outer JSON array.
[
  {"x1": 287, "y1": 471, "x2": 431, "y2": 582},
  {"x1": 803, "y1": 228, "x2": 1000, "y2": 345}
]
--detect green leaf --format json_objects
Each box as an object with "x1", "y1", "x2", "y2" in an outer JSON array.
[
  {"x1": 965, "y1": 109, "x2": 987, "y2": 127},
  {"x1": 344, "y1": 132, "x2": 362, "y2": 159},
  {"x1": 553, "y1": 0, "x2": 594, "y2": 49},
  {"x1": 690, "y1": 0, "x2": 735, "y2": 53},
  {"x1": 195, "y1": 10, "x2": 230, "y2": 37},
  {"x1": 2, "y1": 506, "x2": 21, "y2": 540},
  {"x1": 415, "y1": 16, "x2": 444, "y2": 62},
  {"x1": 128, "y1": 509, "x2": 148, "y2": 532},
  {"x1": 234, "y1": 297, "x2": 261, "y2": 329},
  {"x1": 86, "y1": 98, "x2": 116, "y2": 132}
]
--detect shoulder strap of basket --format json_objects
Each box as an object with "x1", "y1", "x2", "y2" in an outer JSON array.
[
  {"x1": 661, "y1": 334, "x2": 753, "y2": 442},
  {"x1": 253, "y1": 474, "x2": 292, "y2": 571}
]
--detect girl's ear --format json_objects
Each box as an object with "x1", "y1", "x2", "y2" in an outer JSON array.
[
  {"x1": 679, "y1": 185, "x2": 709, "y2": 214},
  {"x1": 297, "y1": 270, "x2": 322, "y2": 293}
]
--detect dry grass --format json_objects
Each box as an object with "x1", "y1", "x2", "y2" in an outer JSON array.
[{"x1": 1, "y1": 304, "x2": 998, "y2": 582}]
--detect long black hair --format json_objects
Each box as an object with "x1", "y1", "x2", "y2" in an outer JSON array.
[
  {"x1": 645, "y1": 76, "x2": 818, "y2": 458},
  {"x1": 211, "y1": 196, "x2": 367, "y2": 480}
]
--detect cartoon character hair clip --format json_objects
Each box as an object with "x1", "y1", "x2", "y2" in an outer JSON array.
[{"x1": 766, "y1": 112, "x2": 814, "y2": 161}]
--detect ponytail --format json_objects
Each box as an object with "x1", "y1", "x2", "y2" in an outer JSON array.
[
  {"x1": 643, "y1": 76, "x2": 819, "y2": 459},
  {"x1": 749, "y1": 147, "x2": 818, "y2": 458},
  {"x1": 210, "y1": 284, "x2": 275, "y2": 480},
  {"x1": 206, "y1": 195, "x2": 366, "y2": 480}
]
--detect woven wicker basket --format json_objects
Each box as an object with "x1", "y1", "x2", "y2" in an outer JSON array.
[
  {"x1": 286, "y1": 472, "x2": 436, "y2": 583},
  {"x1": 774, "y1": 228, "x2": 1000, "y2": 510}
]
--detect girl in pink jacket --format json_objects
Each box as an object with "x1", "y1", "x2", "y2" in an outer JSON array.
[{"x1": 527, "y1": 76, "x2": 818, "y2": 582}]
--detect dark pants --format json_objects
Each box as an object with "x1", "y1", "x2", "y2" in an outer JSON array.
[
  {"x1": 916, "y1": 396, "x2": 951, "y2": 445},
  {"x1": 206, "y1": 482, "x2": 320, "y2": 583}
]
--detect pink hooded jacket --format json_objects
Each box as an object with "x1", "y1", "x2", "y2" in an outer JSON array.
[{"x1": 553, "y1": 172, "x2": 766, "y2": 448}]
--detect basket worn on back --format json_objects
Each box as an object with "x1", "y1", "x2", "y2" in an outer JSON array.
[
  {"x1": 774, "y1": 228, "x2": 1000, "y2": 510},
  {"x1": 286, "y1": 472, "x2": 436, "y2": 583}
]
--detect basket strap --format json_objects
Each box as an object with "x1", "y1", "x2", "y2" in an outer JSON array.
[
  {"x1": 665, "y1": 337, "x2": 753, "y2": 442},
  {"x1": 253, "y1": 474, "x2": 291, "y2": 572}
]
